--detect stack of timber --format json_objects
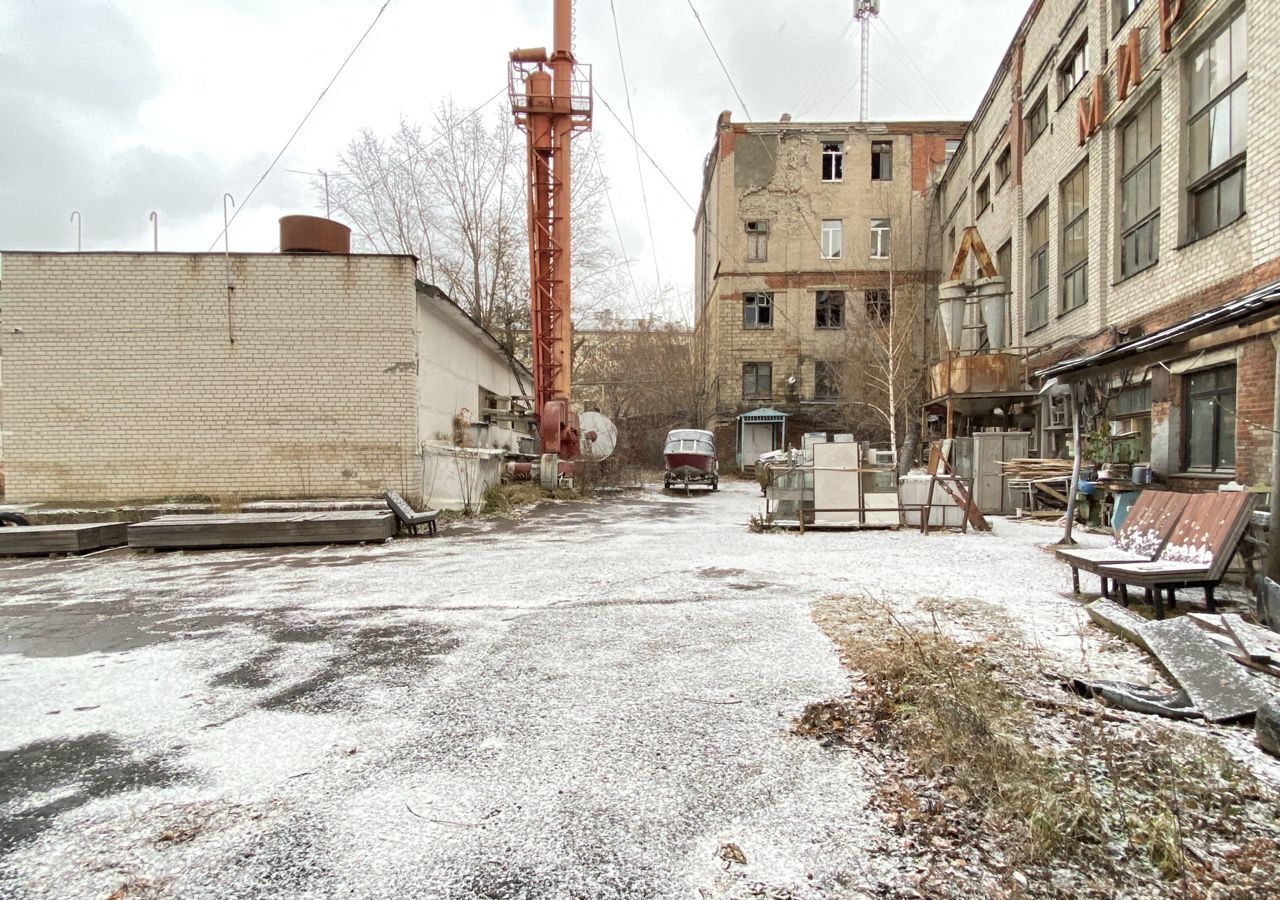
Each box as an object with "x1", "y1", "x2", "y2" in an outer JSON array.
[
  {"x1": 0, "y1": 523, "x2": 128, "y2": 556},
  {"x1": 998, "y1": 458, "x2": 1075, "y2": 479},
  {"x1": 128, "y1": 511, "x2": 396, "y2": 550},
  {"x1": 1087, "y1": 600, "x2": 1280, "y2": 724}
]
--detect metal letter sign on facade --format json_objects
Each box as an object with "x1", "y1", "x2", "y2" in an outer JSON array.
[{"x1": 1077, "y1": 2, "x2": 1182, "y2": 146}]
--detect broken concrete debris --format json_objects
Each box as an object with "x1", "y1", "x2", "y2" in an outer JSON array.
[
  {"x1": 1085, "y1": 602, "x2": 1278, "y2": 724},
  {"x1": 1139, "y1": 617, "x2": 1274, "y2": 724}
]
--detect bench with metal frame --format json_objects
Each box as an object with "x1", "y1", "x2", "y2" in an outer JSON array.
[{"x1": 384, "y1": 491, "x2": 439, "y2": 536}]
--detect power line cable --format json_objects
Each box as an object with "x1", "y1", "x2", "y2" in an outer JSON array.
[
  {"x1": 873, "y1": 18, "x2": 950, "y2": 114},
  {"x1": 685, "y1": 0, "x2": 754, "y2": 120},
  {"x1": 208, "y1": 0, "x2": 392, "y2": 250},
  {"x1": 592, "y1": 141, "x2": 645, "y2": 313},
  {"x1": 609, "y1": 0, "x2": 664, "y2": 296}
]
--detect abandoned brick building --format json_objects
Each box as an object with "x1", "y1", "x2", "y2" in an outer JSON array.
[{"x1": 692, "y1": 112, "x2": 965, "y2": 467}]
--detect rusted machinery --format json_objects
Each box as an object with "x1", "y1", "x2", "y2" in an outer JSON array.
[{"x1": 507, "y1": 0, "x2": 611, "y2": 487}]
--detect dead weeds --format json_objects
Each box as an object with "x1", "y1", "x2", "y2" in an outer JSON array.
[{"x1": 804, "y1": 596, "x2": 1280, "y2": 898}]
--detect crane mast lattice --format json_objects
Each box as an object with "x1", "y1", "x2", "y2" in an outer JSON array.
[{"x1": 509, "y1": 0, "x2": 593, "y2": 462}]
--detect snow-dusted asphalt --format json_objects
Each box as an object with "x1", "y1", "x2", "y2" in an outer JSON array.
[{"x1": 0, "y1": 483, "x2": 1116, "y2": 898}]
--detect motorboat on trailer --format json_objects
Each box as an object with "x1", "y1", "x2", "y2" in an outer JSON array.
[{"x1": 663, "y1": 429, "x2": 718, "y2": 491}]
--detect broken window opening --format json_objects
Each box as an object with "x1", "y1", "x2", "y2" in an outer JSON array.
[
  {"x1": 745, "y1": 220, "x2": 769, "y2": 262},
  {"x1": 871, "y1": 141, "x2": 893, "y2": 181},
  {"x1": 822, "y1": 142, "x2": 844, "y2": 181},
  {"x1": 814, "y1": 361, "x2": 840, "y2": 400},
  {"x1": 865, "y1": 288, "x2": 890, "y2": 326},
  {"x1": 743, "y1": 292, "x2": 773, "y2": 329},
  {"x1": 815, "y1": 291, "x2": 845, "y2": 329},
  {"x1": 742, "y1": 362, "x2": 773, "y2": 400}
]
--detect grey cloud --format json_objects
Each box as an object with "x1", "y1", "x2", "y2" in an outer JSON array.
[{"x1": 0, "y1": 1, "x2": 161, "y2": 115}]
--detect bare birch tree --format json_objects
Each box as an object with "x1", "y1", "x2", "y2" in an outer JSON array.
[{"x1": 320, "y1": 99, "x2": 626, "y2": 351}]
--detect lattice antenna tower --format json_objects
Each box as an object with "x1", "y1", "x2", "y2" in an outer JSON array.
[{"x1": 855, "y1": 0, "x2": 881, "y2": 121}]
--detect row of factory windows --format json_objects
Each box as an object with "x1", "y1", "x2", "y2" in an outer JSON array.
[
  {"x1": 744, "y1": 217, "x2": 891, "y2": 262},
  {"x1": 818, "y1": 137, "x2": 961, "y2": 184},
  {"x1": 740, "y1": 361, "x2": 842, "y2": 402},
  {"x1": 741, "y1": 289, "x2": 891, "y2": 330},
  {"x1": 965, "y1": 6, "x2": 1248, "y2": 335}
]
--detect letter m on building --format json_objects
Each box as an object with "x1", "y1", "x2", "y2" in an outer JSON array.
[{"x1": 1076, "y1": 75, "x2": 1104, "y2": 146}]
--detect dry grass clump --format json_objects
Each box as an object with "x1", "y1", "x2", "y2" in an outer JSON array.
[{"x1": 806, "y1": 597, "x2": 1280, "y2": 896}]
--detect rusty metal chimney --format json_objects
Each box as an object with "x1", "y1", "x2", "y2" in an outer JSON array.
[{"x1": 279, "y1": 215, "x2": 351, "y2": 254}]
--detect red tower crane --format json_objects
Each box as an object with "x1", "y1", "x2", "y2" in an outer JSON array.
[{"x1": 509, "y1": 0, "x2": 595, "y2": 480}]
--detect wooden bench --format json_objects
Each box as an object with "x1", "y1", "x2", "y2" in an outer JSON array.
[
  {"x1": 384, "y1": 491, "x2": 439, "y2": 536},
  {"x1": 1096, "y1": 491, "x2": 1255, "y2": 619},
  {"x1": 1055, "y1": 491, "x2": 1188, "y2": 596}
]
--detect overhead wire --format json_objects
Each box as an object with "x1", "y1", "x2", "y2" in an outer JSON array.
[
  {"x1": 791, "y1": 11, "x2": 859, "y2": 117},
  {"x1": 609, "y1": 0, "x2": 664, "y2": 298},
  {"x1": 208, "y1": 0, "x2": 392, "y2": 250},
  {"x1": 592, "y1": 141, "x2": 645, "y2": 312},
  {"x1": 873, "y1": 17, "x2": 951, "y2": 115},
  {"x1": 681, "y1": 1, "x2": 851, "y2": 299}
]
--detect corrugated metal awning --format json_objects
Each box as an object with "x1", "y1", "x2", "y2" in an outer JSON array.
[
  {"x1": 738, "y1": 407, "x2": 788, "y2": 422},
  {"x1": 1036, "y1": 277, "x2": 1280, "y2": 381}
]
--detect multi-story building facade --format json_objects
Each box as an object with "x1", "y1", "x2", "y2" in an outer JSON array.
[
  {"x1": 939, "y1": 0, "x2": 1280, "y2": 488},
  {"x1": 693, "y1": 112, "x2": 966, "y2": 466}
]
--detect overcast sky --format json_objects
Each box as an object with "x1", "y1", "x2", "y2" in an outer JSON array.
[{"x1": 0, "y1": 0, "x2": 1028, "y2": 321}]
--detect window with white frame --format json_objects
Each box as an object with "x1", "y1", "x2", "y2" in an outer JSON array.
[
  {"x1": 821, "y1": 219, "x2": 843, "y2": 259},
  {"x1": 1059, "y1": 36, "x2": 1089, "y2": 99},
  {"x1": 821, "y1": 142, "x2": 844, "y2": 181},
  {"x1": 871, "y1": 141, "x2": 893, "y2": 180},
  {"x1": 742, "y1": 362, "x2": 773, "y2": 400},
  {"x1": 1187, "y1": 9, "x2": 1248, "y2": 241},
  {"x1": 944, "y1": 139, "x2": 960, "y2": 164},
  {"x1": 870, "y1": 218, "x2": 891, "y2": 259},
  {"x1": 1060, "y1": 160, "x2": 1089, "y2": 313},
  {"x1": 745, "y1": 220, "x2": 769, "y2": 262},
  {"x1": 1026, "y1": 201, "x2": 1049, "y2": 332},
  {"x1": 1120, "y1": 93, "x2": 1161, "y2": 276},
  {"x1": 815, "y1": 291, "x2": 844, "y2": 329},
  {"x1": 742, "y1": 292, "x2": 773, "y2": 329}
]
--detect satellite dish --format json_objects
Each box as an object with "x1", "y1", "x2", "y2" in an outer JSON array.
[{"x1": 578, "y1": 411, "x2": 618, "y2": 461}]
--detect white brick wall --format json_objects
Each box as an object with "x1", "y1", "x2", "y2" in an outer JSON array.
[
  {"x1": 939, "y1": 0, "x2": 1280, "y2": 355},
  {"x1": 0, "y1": 252, "x2": 422, "y2": 502}
]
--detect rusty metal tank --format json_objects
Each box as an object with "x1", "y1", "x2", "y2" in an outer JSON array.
[{"x1": 279, "y1": 215, "x2": 351, "y2": 254}]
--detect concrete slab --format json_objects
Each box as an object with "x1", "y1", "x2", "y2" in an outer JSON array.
[
  {"x1": 1087, "y1": 598, "x2": 1151, "y2": 651},
  {"x1": 1139, "y1": 617, "x2": 1274, "y2": 723},
  {"x1": 127, "y1": 511, "x2": 396, "y2": 550},
  {"x1": 0, "y1": 523, "x2": 127, "y2": 556}
]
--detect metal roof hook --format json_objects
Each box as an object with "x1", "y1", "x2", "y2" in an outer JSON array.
[
  {"x1": 222, "y1": 193, "x2": 237, "y2": 344},
  {"x1": 149, "y1": 211, "x2": 159, "y2": 251},
  {"x1": 70, "y1": 210, "x2": 81, "y2": 252}
]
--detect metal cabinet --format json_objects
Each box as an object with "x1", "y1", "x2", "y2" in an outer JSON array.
[{"x1": 972, "y1": 431, "x2": 1031, "y2": 515}]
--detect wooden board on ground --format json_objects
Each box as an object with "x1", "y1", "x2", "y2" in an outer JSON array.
[
  {"x1": 128, "y1": 511, "x2": 396, "y2": 550},
  {"x1": 1138, "y1": 617, "x2": 1274, "y2": 723},
  {"x1": 1086, "y1": 599, "x2": 1151, "y2": 651},
  {"x1": 0, "y1": 523, "x2": 128, "y2": 556},
  {"x1": 1222, "y1": 613, "x2": 1276, "y2": 663}
]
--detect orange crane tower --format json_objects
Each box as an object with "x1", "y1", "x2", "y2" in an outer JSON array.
[{"x1": 509, "y1": 0, "x2": 593, "y2": 471}]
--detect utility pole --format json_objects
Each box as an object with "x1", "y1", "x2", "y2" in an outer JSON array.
[{"x1": 855, "y1": 0, "x2": 881, "y2": 121}]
